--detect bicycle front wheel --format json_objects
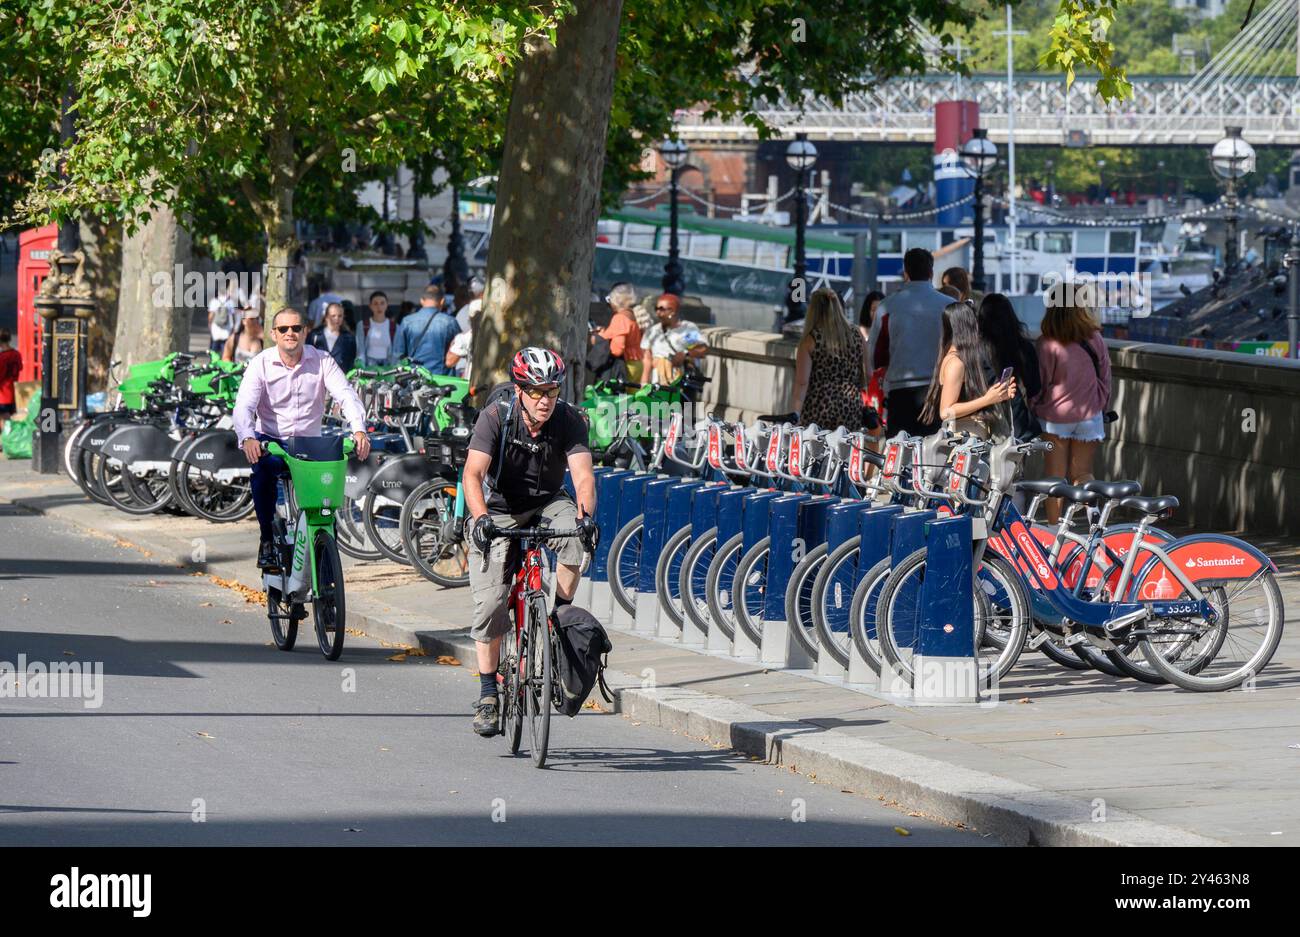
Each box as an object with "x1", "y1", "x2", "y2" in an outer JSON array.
[
  {"x1": 526, "y1": 599, "x2": 552, "y2": 768},
  {"x1": 313, "y1": 531, "x2": 347, "y2": 660},
  {"x1": 401, "y1": 480, "x2": 470, "y2": 587},
  {"x1": 607, "y1": 515, "x2": 644, "y2": 617}
]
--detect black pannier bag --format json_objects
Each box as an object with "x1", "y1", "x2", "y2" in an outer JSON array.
[{"x1": 552, "y1": 605, "x2": 614, "y2": 717}]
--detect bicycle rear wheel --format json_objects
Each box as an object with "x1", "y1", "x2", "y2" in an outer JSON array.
[
  {"x1": 526, "y1": 599, "x2": 552, "y2": 768},
  {"x1": 704, "y1": 532, "x2": 746, "y2": 641},
  {"x1": 336, "y1": 494, "x2": 382, "y2": 561},
  {"x1": 400, "y1": 480, "x2": 469, "y2": 587},
  {"x1": 732, "y1": 538, "x2": 770, "y2": 647},
  {"x1": 1141, "y1": 573, "x2": 1283, "y2": 691},
  {"x1": 313, "y1": 531, "x2": 347, "y2": 660},
  {"x1": 677, "y1": 528, "x2": 718, "y2": 637},
  {"x1": 654, "y1": 526, "x2": 692, "y2": 631},
  {"x1": 812, "y1": 537, "x2": 862, "y2": 670}
]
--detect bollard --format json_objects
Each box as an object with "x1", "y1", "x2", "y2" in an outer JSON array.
[
  {"x1": 655, "y1": 480, "x2": 710, "y2": 640},
  {"x1": 680, "y1": 483, "x2": 727, "y2": 647},
  {"x1": 876, "y1": 510, "x2": 937, "y2": 698},
  {"x1": 633, "y1": 477, "x2": 678, "y2": 634},
  {"x1": 912, "y1": 514, "x2": 978, "y2": 704},
  {"x1": 588, "y1": 469, "x2": 635, "y2": 621},
  {"x1": 759, "y1": 493, "x2": 817, "y2": 669},
  {"x1": 844, "y1": 505, "x2": 905, "y2": 687},
  {"x1": 611, "y1": 473, "x2": 656, "y2": 628},
  {"x1": 809, "y1": 499, "x2": 871, "y2": 679},
  {"x1": 729, "y1": 489, "x2": 781, "y2": 660}
]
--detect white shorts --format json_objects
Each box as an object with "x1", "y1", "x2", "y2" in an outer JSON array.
[{"x1": 1043, "y1": 413, "x2": 1105, "y2": 442}]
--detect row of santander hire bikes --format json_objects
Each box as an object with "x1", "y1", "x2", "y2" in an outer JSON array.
[
  {"x1": 61, "y1": 352, "x2": 707, "y2": 662},
  {"x1": 601, "y1": 409, "x2": 1284, "y2": 693}
]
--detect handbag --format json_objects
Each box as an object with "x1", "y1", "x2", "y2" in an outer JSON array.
[{"x1": 1078, "y1": 339, "x2": 1119, "y2": 424}]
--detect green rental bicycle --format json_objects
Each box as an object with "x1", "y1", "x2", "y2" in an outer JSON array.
[{"x1": 263, "y1": 436, "x2": 355, "y2": 660}]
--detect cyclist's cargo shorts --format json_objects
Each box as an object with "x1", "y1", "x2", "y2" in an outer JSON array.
[{"x1": 470, "y1": 495, "x2": 584, "y2": 642}]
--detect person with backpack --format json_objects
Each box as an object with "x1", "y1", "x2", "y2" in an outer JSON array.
[{"x1": 462, "y1": 347, "x2": 599, "y2": 737}]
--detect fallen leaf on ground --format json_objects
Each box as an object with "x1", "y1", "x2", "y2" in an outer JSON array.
[
  {"x1": 220, "y1": 618, "x2": 232, "y2": 625},
  {"x1": 200, "y1": 602, "x2": 213, "y2": 607},
  {"x1": 196, "y1": 732, "x2": 215, "y2": 739},
  {"x1": 435, "y1": 655, "x2": 460, "y2": 666},
  {"x1": 379, "y1": 747, "x2": 390, "y2": 752},
  {"x1": 387, "y1": 653, "x2": 408, "y2": 662},
  {"x1": 894, "y1": 827, "x2": 911, "y2": 836},
  {"x1": 582, "y1": 699, "x2": 603, "y2": 711},
  {"x1": 208, "y1": 575, "x2": 263, "y2": 604},
  {"x1": 1017, "y1": 697, "x2": 1032, "y2": 704}
]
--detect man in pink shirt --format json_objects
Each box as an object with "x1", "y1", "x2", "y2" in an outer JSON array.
[{"x1": 234, "y1": 307, "x2": 370, "y2": 569}]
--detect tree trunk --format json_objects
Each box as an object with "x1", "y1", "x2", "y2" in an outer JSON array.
[
  {"x1": 260, "y1": 128, "x2": 298, "y2": 317},
  {"x1": 473, "y1": 0, "x2": 624, "y2": 397},
  {"x1": 79, "y1": 216, "x2": 122, "y2": 392},
  {"x1": 112, "y1": 201, "x2": 193, "y2": 370}
]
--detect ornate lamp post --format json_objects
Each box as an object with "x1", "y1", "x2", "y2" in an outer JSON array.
[
  {"x1": 784, "y1": 132, "x2": 818, "y2": 323},
  {"x1": 1210, "y1": 126, "x2": 1256, "y2": 272},
  {"x1": 659, "y1": 138, "x2": 689, "y2": 296},
  {"x1": 961, "y1": 128, "x2": 998, "y2": 294},
  {"x1": 407, "y1": 165, "x2": 428, "y2": 264}
]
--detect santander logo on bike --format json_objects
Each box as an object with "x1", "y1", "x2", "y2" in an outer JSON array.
[
  {"x1": 789, "y1": 434, "x2": 802, "y2": 476},
  {"x1": 1012, "y1": 521, "x2": 1058, "y2": 589},
  {"x1": 734, "y1": 425, "x2": 747, "y2": 469},
  {"x1": 706, "y1": 425, "x2": 722, "y2": 468},
  {"x1": 767, "y1": 430, "x2": 782, "y2": 469},
  {"x1": 664, "y1": 415, "x2": 679, "y2": 452}
]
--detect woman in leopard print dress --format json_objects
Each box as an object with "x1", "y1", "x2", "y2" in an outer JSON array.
[{"x1": 789, "y1": 288, "x2": 868, "y2": 430}]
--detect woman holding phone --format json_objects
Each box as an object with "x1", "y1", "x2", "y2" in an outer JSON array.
[{"x1": 918, "y1": 300, "x2": 1016, "y2": 440}]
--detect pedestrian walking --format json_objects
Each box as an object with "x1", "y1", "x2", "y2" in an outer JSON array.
[
  {"x1": 1034, "y1": 302, "x2": 1113, "y2": 523},
  {"x1": 0, "y1": 329, "x2": 22, "y2": 433},
  {"x1": 356, "y1": 290, "x2": 397, "y2": 367},
  {"x1": 788, "y1": 288, "x2": 867, "y2": 431},
  {"x1": 594, "y1": 282, "x2": 643, "y2": 383},
  {"x1": 307, "y1": 302, "x2": 358, "y2": 372},
  {"x1": 392, "y1": 285, "x2": 460, "y2": 375},
  {"x1": 207, "y1": 275, "x2": 243, "y2": 354},
  {"x1": 223, "y1": 309, "x2": 266, "y2": 364},
  {"x1": 456, "y1": 276, "x2": 485, "y2": 333},
  {"x1": 869, "y1": 247, "x2": 949, "y2": 436}
]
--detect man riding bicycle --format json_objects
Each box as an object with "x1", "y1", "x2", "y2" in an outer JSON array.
[
  {"x1": 463, "y1": 347, "x2": 597, "y2": 737},
  {"x1": 233, "y1": 307, "x2": 371, "y2": 570}
]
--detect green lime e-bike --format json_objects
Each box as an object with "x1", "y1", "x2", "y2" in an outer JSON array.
[{"x1": 262, "y1": 436, "x2": 355, "y2": 660}]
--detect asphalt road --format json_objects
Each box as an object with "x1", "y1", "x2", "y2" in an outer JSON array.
[{"x1": 0, "y1": 502, "x2": 989, "y2": 846}]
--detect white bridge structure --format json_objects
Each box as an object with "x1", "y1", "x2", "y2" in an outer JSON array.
[{"x1": 677, "y1": 0, "x2": 1300, "y2": 147}]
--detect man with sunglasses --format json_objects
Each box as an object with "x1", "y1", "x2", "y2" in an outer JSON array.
[
  {"x1": 234, "y1": 307, "x2": 371, "y2": 570},
  {"x1": 462, "y1": 347, "x2": 598, "y2": 737}
]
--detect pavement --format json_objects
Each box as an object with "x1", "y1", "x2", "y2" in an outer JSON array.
[{"x1": 3, "y1": 457, "x2": 1299, "y2": 846}]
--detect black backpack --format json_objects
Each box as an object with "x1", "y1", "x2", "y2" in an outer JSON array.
[{"x1": 552, "y1": 604, "x2": 614, "y2": 717}]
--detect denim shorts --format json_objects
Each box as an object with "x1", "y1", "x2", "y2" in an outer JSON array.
[{"x1": 1043, "y1": 412, "x2": 1105, "y2": 442}]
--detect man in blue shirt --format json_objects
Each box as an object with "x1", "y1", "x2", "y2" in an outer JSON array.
[{"x1": 392, "y1": 285, "x2": 460, "y2": 374}]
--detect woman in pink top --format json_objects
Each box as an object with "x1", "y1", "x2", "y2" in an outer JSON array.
[{"x1": 1033, "y1": 304, "x2": 1112, "y2": 522}]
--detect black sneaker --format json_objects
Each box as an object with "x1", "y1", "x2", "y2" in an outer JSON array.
[
  {"x1": 257, "y1": 539, "x2": 280, "y2": 570},
  {"x1": 472, "y1": 696, "x2": 499, "y2": 737}
]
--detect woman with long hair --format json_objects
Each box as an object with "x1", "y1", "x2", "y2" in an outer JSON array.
[
  {"x1": 976, "y1": 292, "x2": 1042, "y2": 440},
  {"x1": 222, "y1": 309, "x2": 265, "y2": 364},
  {"x1": 919, "y1": 300, "x2": 1015, "y2": 438},
  {"x1": 307, "y1": 301, "x2": 358, "y2": 372},
  {"x1": 1034, "y1": 302, "x2": 1112, "y2": 522},
  {"x1": 789, "y1": 288, "x2": 868, "y2": 430}
]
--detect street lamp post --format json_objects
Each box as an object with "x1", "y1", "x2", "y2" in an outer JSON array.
[
  {"x1": 407, "y1": 167, "x2": 428, "y2": 264},
  {"x1": 659, "y1": 138, "x2": 688, "y2": 296},
  {"x1": 443, "y1": 185, "x2": 469, "y2": 292},
  {"x1": 961, "y1": 128, "x2": 998, "y2": 294},
  {"x1": 1286, "y1": 227, "x2": 1300, "y2": 361},
  {"x1": 1210, "y1": 126, "x2": 1256, "y2": 273},
  {"x1": 784, "y1": 132, "x2": 817, "y2": 323}
]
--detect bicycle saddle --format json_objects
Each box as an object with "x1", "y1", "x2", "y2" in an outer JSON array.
[
  {"x1": 1084, "y1": 479, "x2": 1141, "y2": 500},
  {"x1": 1120, "y1": 494, "x2": 1179, "y2": 516},
  {"x1": 1048, "y1": 482, "x2": 1100, "y2": 504},
  {"x1": 1014, "y1": 477, "x2": 1066, "y2": 496}
]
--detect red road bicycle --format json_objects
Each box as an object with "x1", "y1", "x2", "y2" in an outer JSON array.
[{"x1": 483, "y1": 525, "x2": 590, "y2": 768}]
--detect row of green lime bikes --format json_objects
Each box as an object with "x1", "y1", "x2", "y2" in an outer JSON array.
[
  {"x1": 603, "y1": 412, "x2": 1286, "y2": 693},
  {"x1": 61, "y1": 353, "x2": 704, "y2": 654}
]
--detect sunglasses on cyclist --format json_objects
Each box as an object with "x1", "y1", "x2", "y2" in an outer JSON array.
[
  {"x1": 521, "y1": 385, "x2": 561, "y2": 400},
  {"x1": 274, "y1": 324, "x2": 304, "y2": 334}
]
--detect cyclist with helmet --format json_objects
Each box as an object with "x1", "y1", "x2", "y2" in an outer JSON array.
[{"x1": 463, "y1": 347, "x2": 598, "y2": 737}]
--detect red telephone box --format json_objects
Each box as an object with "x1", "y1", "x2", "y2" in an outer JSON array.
[{"x1": 17, "y1": 224, "x2": 57, "y2": 384}]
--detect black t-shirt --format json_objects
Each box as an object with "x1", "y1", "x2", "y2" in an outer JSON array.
[{"x1": 469, "y1": 398, "x2": 591, "y2": 514}]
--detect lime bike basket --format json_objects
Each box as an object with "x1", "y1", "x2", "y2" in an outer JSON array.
[{"x1": 268, "y1": 436, "x2": 352, "y2": 511}]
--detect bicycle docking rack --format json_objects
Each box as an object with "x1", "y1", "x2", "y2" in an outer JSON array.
[
  {"x1": 811, "y1": 498, "x2": 874, "y2": 680},
  {"x1": 678, "y1": 483, "x2": 728, "y2": 647},
  {"x1": 633, "y1": 477, "x2": 682, "y2": 635},
  {"x1": 586, "y1": 467, "x2": 635, "y2": 619},
  {"x1": 650, "y1": 479, "x2": 719, "y2": 641},
  {"x1": 844, "y1": 505, "x2": 905, "y2": 687},
  {"x1": 759, "y1": 493, "x2": 824, "y2": 670},
  {"x1": 729, "y1": 489, "x2": 782, "y2": 660}
]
